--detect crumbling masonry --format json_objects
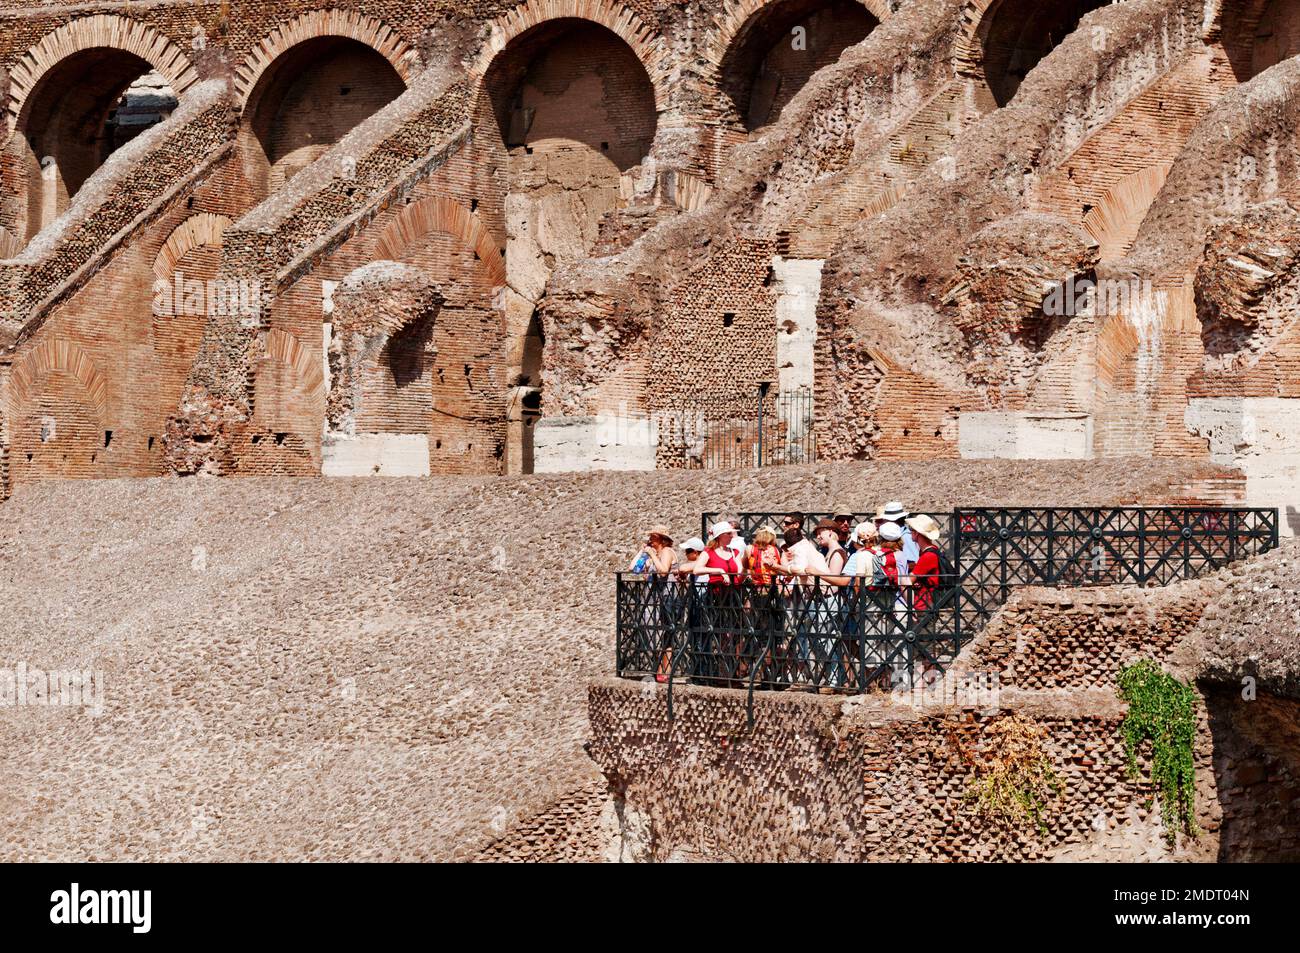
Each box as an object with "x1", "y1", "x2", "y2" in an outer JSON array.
[{"x1": 0, "y1": 0, "x2": 1298, "y2": 525}]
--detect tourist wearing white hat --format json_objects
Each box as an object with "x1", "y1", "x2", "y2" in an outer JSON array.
[
  {"x1": 875, "y1": 501, "x2": 920, "y2": 575},
  {"x1": 677, "y1": 536, "x2": 706, "y2": 577},
  {"x1": 694, "y1": 521, "x2": 746, "y2": 686},
  {"x1": 841, "y1": 522, "x2": 883, "y2": 581},
  {"x1": 696, "y1": 521, "x2": 742, "y2": 586}
]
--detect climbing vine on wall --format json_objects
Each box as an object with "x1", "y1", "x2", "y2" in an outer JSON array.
[
  {"x1": 963, "y1": 714, "x2": 1063, "y2": 834},
  {"x1": 1117, "y1": 660, "x2": 1199, "y2": 845}
]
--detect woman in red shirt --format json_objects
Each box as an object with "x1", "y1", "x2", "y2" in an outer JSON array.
[
  {"x1": 903, "y1": 515, "x2": 944, "y2": 613},
  {"x1": 694, "y1": 522, "x2": 743, "y2": 684}
]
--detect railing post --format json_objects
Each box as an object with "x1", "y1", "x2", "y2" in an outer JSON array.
[{"x1": 756, "y1": 381, "x2": 771, "y2": 468}]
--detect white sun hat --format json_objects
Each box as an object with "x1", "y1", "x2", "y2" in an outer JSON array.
[
  {"x1": 881, "y1": 501, "x2": 910, "y2": 522},
  {"x1": 681, "y1": 537, "x2": 706, "y2": 552},
  {"x1": 878, "y1": 521, "x2": 904, "y2": 542},
  {"x1": 852, "y1": 522, "x2": 878, "y2": 543},
  {"x1": 906, "y1": 514, "x2": 943, "y2": 544},
  {"x1": 708, "y1": 521, "x2": 737, "y2": 541}
]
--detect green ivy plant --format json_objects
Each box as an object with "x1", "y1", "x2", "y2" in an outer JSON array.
[
  {"x1": 1117, "y1": 660, "x2": 1199, "y2": 845},
  {"x1": 964, "y1": 715, "x2": 1063, "y2": 834}
]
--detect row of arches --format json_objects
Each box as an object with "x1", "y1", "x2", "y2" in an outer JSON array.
[
  {"x1": 2, "y1": 0, "x2": 1126, "y2": 253},
  {"x1": 12, "y1": 0, "x2": 1291, "y2": 484}
]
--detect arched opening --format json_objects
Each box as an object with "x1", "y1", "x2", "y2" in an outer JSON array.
[
  {"x1": 483, "y1": 19, "x2": 658, "y2": 258},
  {"x1": 15, "y1": 49, "x2": 176, "y2": 241},
  {"x1": 481, "y1": 18, "x2": 659, "y2": 472},
  {"x1": 720, "y1": 0, "x2": 879, "y2": 131},
  {"x1": 241, "y1": 37, "x2": 405, "y2": 200},
  {"x1": 977, "y1": 0, "x2": 1108, "y2": 107},
  {"x1": 1245, "y1": 0, "x2": 1300, "y2": 78}
]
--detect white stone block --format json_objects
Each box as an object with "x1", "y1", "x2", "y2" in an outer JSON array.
[
  {"x1": 959, "y1": 411, "x2": 1094, "y2": 460},
  {"x1": 772, "y1": 257, "x2": 822, "y2": 394},
  {"x1": 533, "y1": 415, "x2": 657, "y2": 472},
  {"x1": 322, "y1": 432, "x2": 430, "y2": 477},
  {"x1": 1186, "y1": 397, "x2": 1300, "y2": 535}
]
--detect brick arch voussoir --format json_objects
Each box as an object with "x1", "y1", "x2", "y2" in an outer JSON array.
[
  {"x1": 7, "y1": 14, "x2": 199, "y2": 134},
  {"x1": 952, "y1": 0, "x2": 1005, "y2": 77},
  {"x1": 4, "y1": 337, "x2": 109, "y2": 425},
  {"x1": 375, "y1": 196, "x2": 507, "y2": 288},
  {"x1": 0, "y1": 226, "x2": 19, "y2": 259},
  {"x1": 702, "y1": 0, "x2": 890, "y2": 79},
  {"x1": 234, "y1": 10, "x2": 418, "y2": 107},
  {"x1": 153, "y1": 213, "x2": 234, "y2": 280},
  {"x1": 262, "y1": 328, "x2": 326, "y2": 404},
  {"x1": 471, "y1": 0, "x2": 672, "y2": 112},
  {"x1": 1083, "y1": 163, "x2": 1171, "y2": 262}
]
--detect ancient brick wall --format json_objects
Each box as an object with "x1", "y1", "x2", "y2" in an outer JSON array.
[
  {"x1": 961, "y1": 582, "x2": 1216, "y2": 690},
  {"x1": 587, "y1": 679, "x2": 1167, "y2": 862},
  {"x1": 585, "y1": 571, "x2": 1300, "y2": 861},
  {"x1": 4, "y1": 0, "x2": 1299, "y2": 489}
]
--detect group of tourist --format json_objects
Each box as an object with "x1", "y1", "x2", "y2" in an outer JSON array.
[
  {"x1": 627, "y1": 504, "x2": 952, "y2": 690},
  {"x1": 631, "y1": 502, "x2": 945, "y2": 599}
]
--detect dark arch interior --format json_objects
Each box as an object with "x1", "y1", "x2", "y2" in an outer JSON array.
[
  {"x1": 243, "y1": 36, "x2": 405, "y2": 200},
  {"x1": 482, "y1": 18, "x2": 658, "y2": 173},
  {"x1": 18, "y1": 48, "x2": 174, "y2": 241},
  {"x1": 1231, "y1": 0, "x2": 1300, "y2": 81},
  {"x1": 719, "y1": 0, "x2": 878, "y2": 130},
  {"x1": 979, "y1": 0, "x2": 1109, "y2": 107}
]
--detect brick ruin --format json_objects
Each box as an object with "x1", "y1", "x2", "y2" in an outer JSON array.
[
  {"x1": 477, "y1": 561, "x2": 1300, "y2": 862},
  {"x1": 0, "y1": 0, "x2": 1295, "y2": 525}
]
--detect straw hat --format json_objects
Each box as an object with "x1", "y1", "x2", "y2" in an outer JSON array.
[
  {"x1": 648, "y1": 524, "x2": 674, "y2": 544},
  {"x1": 831, "y1": 504, "x2": 856, "y2": 520},
  {"x1": 905, "y1": 514, "x2": 943, "y2": 544}
]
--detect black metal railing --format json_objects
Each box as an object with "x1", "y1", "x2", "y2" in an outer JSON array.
[
  {"x1": 700, "y1": 508, "x2": 1278, "y2": 587},
  {"x1": 616, "y1": 572, "x2": 975, "y2": 720},
  {"x1": 617, "y1": 507, "x2": 1280, "y2": 711},
  {"x1": 659, "y1": 387, "x2": 816, "y2": 469}
]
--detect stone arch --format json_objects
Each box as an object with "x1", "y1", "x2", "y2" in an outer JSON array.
[
  {"x1": 233, "y1": 10, "x2": 417, "y2": 107},
  {"x1": 1083, "y1": 164, "x2": 1172, "y2": 262},
  {"x1": 375, "y1": 197, "x2": 507, "y2": 287},
  {"x1": 952, "y1": 0, "x2": 1109, "y2": 105},
  {"x1": 707, "y1": 0, "x2": 885, "y2": 129},
  {"x1": 6, "y1": 14, "x2": 198, "y2": 132},
  {"x1": 152, "y1": 213, "x2": 233, "y2": 280},
  {"x1": 470, "y1": 0, "x2": 672, "y2": 111},
  {"x1": 953, "y1": 0, "x2": 1003, "y2": 77},
  {"x1": 704, "y1": 0, "x2": 890, "y2": 79},
  {"x1": 4, "y1": 337, "x2": 109, "y2": 423},
  {"x1": 1221, "y1": 0, "x2": 1300, "y2": 80}
]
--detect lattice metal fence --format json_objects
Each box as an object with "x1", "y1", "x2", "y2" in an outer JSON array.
[
  {"x1": 618, "y1": 507, "x2": 1281, "y2": 709},
  {"x1": 658, "y1": 387, "x2": 816, "y2": 469},
  {"x1": 699, "y1": 508, "x2": 1279, "y2": 587},
  {"x1": 616, "y1": 574, "x2": 969, "y2": 695}
]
